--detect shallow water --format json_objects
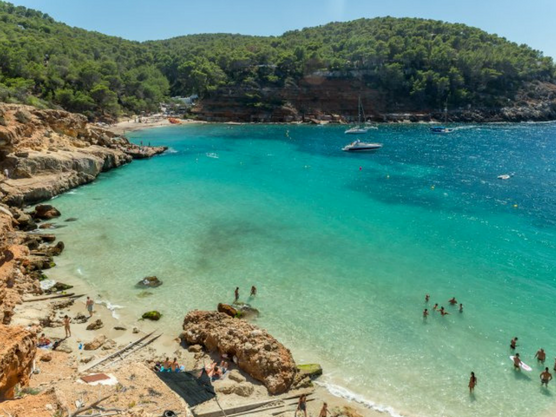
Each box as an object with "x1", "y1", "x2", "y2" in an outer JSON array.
[{"x1": 49, "y1": 123, "x2": 556, "y2": 416}]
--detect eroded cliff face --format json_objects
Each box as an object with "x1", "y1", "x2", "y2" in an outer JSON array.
[
  {"x1": 0, "y1": 324, "x2": 37, "y2": 399},
  {"x1": 182, "y1": 310, "x2": 297, "y2": 395},
  {"x1": 0, "y1": 104, "x2": 165, "y2": 206}
]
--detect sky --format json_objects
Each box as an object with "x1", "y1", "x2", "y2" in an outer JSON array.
[{"x1": 8, "y1": 0, "x2": 556, "y2": 59}]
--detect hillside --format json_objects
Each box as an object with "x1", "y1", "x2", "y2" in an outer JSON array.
[{"x1": 0, "y1": 1, "x2": 555, "y2": 121}]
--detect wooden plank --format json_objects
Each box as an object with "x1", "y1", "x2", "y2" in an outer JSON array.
[
  {"x1": 23, "y1": 292, "x2": 83, "y2": 302},
  {"x1": 79, "y1": 331, "x2": 157, "y2": 373}
]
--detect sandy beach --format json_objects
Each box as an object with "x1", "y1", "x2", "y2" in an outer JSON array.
[{"x1": 107, "y1": 116, "x2": 204, "y2": 136}]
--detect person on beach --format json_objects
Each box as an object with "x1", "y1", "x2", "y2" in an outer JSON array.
[
  {"x1": 513, "y1": 353, "x2": 522, "y2": 370},
  {"x1": 433, "y1": 303, "x2": 439, "y2": 311},
  {"x1": 510, "y1": 337, "x2": 518, "y2": 350},
  {"x1": 234, "y1": 287, "x2": 239, "y2": 302},
  {"x1": 440, "y1": 306, "x2": 449, "y2": 316},
  {"x1": 171, "y1": 357, "x2": 180, "y2": 372},
  {"x1": 425, "y1": 294, "x2": 430, "y2": 302},
  {"x1": 535, "y1": 348, "x2": 546, "y2": 363},
  {"x1": 449, "y1": 297, "x2": 458, "y2": 305},
  {"x1": 296, "y1": 394, "x2": 308, "y2": 417},
  {"x1": 319, "y1": 402, "x2": 330, "y2": 417},
  {"x1": 86, "y1": 296, "x2": 94, "y2": 317},
  {"x1": 423, "y1": 308, "x2": 429, "y2": 318},
  {"x1": 38, "y1": 333, "x2": 50, "y2": 347},
  {"x1": 468, "y1": 372, "x2": 477, "y2": 393},
  {"x1": 163, "y1": 357, "x2": 171, "y2": 371},
  {"x1": 250, "y1": 285, "x2": 257, "y2": 296},
  {"x1": 63, "y1": 315, "x2": 71, "y2": 337},
  {"x1": 541, "y1": 368, "x2": 553, "y2": 387},
  {"x1": 459, "y1": 303, "x2": 463, "y2": 313}
]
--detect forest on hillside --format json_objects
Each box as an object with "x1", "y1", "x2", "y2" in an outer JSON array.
[{"x1": 0, "y1": 1, "x2": 554, "y2": 119}]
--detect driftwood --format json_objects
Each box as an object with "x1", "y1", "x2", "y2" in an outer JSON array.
[
  {"x1": 23, "y1": 293, "x2": 84, "y2": 302},
  {"x1": 69, "y1": 394, "x2": 112, "y2": 417}
]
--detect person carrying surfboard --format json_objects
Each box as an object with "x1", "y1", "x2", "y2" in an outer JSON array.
[
  {"x1": 513, "y1": 353, "x2": 523, "y2": 370},
  {"x1": 541, "y1": 368, "x2": 553, "y2": 387}
]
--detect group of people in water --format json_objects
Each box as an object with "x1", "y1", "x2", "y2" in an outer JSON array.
[
  {"x1": 510, "y1": 337, "x2": 554, "y2": 388},
  {"x1": 424, "y1": 294, "x2": 555, "y2": 393},
  {"x1": 422, "y1": 294, "x2": 463, "y2": 319},
  {"x1": 234, "y1": 285, "x2": 257, "y2": 302}
]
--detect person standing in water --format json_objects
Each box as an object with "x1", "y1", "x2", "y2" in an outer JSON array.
[
  {"x1": 459, "y1": 303, "x2": 463, "y2": 313},
  {"x1": 513, "y1": 353, "x2": 522, "y2": 370},
  {"x1": 439, "y1": 306, "x2": 449, "y2": 316},
  {"x1": 425, "y1": 294, "x2": 430, "y2": 302},
  {"x1": 535, "y1": 348, "x2": 547, "y2": 363},
  {"x1": 449, "y1": 297, "x2": 458, "y2": 305},
  {"x1": 423, "y1": 308, "x2": 429, "y2": 319},
  {"x1": 433, "y1": 303, "x2": 439, "y2": 311},
  {"x1": 250, "y1": 286, "x2": 257, "y2": 296},
  {"x1": 541, "y1": 368, "x2": 553, "y2": 387},
  {"x1": 468, "y1": 372, "x2": 477, "y2": 393},
  {"x1": 63, "y1": 315, "x2": 71, "y2": 338},
  {"x1": 234, "y1": 287, "x2": 239, "y2": 302},
  {"x1": 510, "y1": 337, "x2": 518, "y2": 350}
]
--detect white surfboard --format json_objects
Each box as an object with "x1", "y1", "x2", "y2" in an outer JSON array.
[{"x1": 509, "y1": 356, "x2": 532, "y2": 371}]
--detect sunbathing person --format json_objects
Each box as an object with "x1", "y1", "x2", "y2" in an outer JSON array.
[
  {"x1": 162, "y1": 357, "x2": 172, "y2": 371},
  {"x1": 38, "y1": 333, "x2": 51, "y2": 347}
]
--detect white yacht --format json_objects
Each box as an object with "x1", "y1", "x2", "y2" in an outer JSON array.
[{"x1": 342, "y1": 139, "x2": 382, "y2": 152}]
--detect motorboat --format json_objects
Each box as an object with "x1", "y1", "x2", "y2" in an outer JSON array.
[
  {"x1": 430, "y1": 126, "x2": 454, "y2": 134},
  {"x1": 342, "y1": 139, "x2": 382, "y2": 152}
]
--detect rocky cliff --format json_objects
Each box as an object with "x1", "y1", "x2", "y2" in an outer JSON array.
[
  {"x1": 0, "y1": 104, "x2": 166, "y2": 206},
  {"x1": 0, "y1": 324, "x2": 37, "y2": 399},
  {"x1": 182, "y1": 310, "x2": 297, "y2": 395},
  {"x1": 192, "y1": 77, "x2": 556, "y2": 123}
]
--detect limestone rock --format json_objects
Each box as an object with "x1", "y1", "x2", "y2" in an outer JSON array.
[
  {"x1": 216, "y1": 380, "x2": 254, "y2": 397},
  {"x1": 132, "y1": 327, "x2": 140, "y2": 334},
  {"x1": 182, "y1": 310, "x2": 296, "y2": 394},
  {"x1": 228, "y1": 369, "x2": 246, "y2": 383},
  {"x1": 187, "y1": 344, "x2": 203, "y2": 353},
  {"x1": 0, "y1": 325, "x2": 37, "y2": 400},
  {"x1": 142, "y1": 311, "x2": 161, "y2": 321},
  {"x1": 73, "y1": 313, "x2": 88, "y2": 324},
  {"x1": 114, "y1": 326, "x2": 127, "y2": 331},
  {"x1": 137, "y1": 276, "x2": 163, "y2": 288},
  {"x1": 84, "y1": 335, "x2": 107, "y2": 350},
  {"x1": 32, "y1": 205, "x2": 61, "y2": 220},
  {"x1": 40, "y1": 353, "x2": 52, "y2": 362},
  {"x1": 86, "y1": 319, "x2": 104, "y2": 331},
  {"x1": 101, "y1": 339, "x2": 116, "y2": 350},
  {"x1": 217, "y1": 303, "x2": 238, "y2": 318}
]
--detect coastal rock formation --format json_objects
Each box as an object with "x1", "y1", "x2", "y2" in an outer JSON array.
[
  {"x1": 217, "y1": 303, "x2": 237, "y2": 318},
  {"x1": 182, "y1": 310, "x2": 296, "y2": 394},
  {"x1": 0, "y1": 104, "x2": 167, "y2": 206},
  {"x1": 0, "y1": 324, "x2": 37, "y2": 400},
  {"x1": 137, "y1": 276, "x2": 163, "y2": 288},
  {"x1": 142, "y1": 311, "x2": 162, "y2": 321},
  {"x1": 84, "y1": 335, "x2": 107, "y2": 350},
  {"x1": 86, "y1": 319, "x2": 104, "y2": 330}
]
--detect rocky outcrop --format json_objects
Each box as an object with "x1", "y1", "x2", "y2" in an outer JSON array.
[
  {"x1": 217, "y1": 303, "x2": 238, "y2": 318},
  {"x1": 182, "y1": 310, "x2": 296, "y2": 394},
  {"x1": 142, "y1": 311, "x2": 162, "y2": 321},
  {"x1": 137, "y1": 276, "x2": 163, "y2": 288},
  {"x1": 0, "y1": 104, "x2": 166, "y2": 207},
  {"x1": 0, "y1": 324, "x2": 37, "y2": 399}
]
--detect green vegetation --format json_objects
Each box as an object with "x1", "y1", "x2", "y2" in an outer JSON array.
[{"x1": 0, "y1": 1, "x2": 554, "y2": 119}]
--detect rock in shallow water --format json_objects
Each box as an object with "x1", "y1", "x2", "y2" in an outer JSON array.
[
  {"x1": 136, "y1": 276, "x2": 163, "y2": 288},
  {"x1": 142, "y1": 311, "x2": 161, "y2": 321}
]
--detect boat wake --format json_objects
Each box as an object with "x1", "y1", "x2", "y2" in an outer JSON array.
[
  {"x1": 206, "y1": 152, "x2": 219, "y2": 159},
  {"x1": 315, "y1": 381, "x2": 405, "y2": 417}
]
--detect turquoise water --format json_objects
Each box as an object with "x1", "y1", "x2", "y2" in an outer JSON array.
[{"x1": 48, "y1": 123, "x2": 556, "y2": 416}]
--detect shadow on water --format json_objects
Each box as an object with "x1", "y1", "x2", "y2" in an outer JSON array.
[
  {"x1": 513, "y1": 370, "x2": 532, "y2": 381},
  {"x1": 469, "y1": 392, "x2": 477, "y2": 403},
  {"x1": 540, "y1": 386, "x2": 553, "y2": 397}
]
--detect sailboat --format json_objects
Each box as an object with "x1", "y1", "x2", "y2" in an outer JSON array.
[{"x1": 345, "y1": 97, "x2": 376, "y2": 134}]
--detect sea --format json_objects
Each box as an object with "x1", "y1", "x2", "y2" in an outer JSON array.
[{"x1": 47, "y1": 122, "x2": 556, "y2": 416}]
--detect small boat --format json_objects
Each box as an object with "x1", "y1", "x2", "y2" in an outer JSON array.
[
  {"x1": 345, "y1": 96, "x2": 376, "y2": 135},
  {"x1": 430, "y1": 126, "x2": 454, "y2": 134},
  {"x1": 342, "y1": 139, "x2": 382, "y2": 152},
  {"x1": 497, "y1": 173, "x2": 513, "y2": 180}
]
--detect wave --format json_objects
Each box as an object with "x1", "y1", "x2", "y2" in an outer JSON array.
[
  {"x1": 206, "y1": 152, "x2": 219, "y2": 159},
  {"x1": 95, "y1": 299, "x2": 124, "y2": 319},
  {"x1": 315, "y1": 381, "x2": 405, "y2": 417},
  {"x1": 163, "y1": 147, "x2": 178, "y2": 154}
]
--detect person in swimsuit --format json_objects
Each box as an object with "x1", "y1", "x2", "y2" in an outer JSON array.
[
  {"x1": 171, "y1": 357, "x2": 180, "y2": 372},
  {"x1": 234, "y1": 287, "x2": 239, "y2": 302},
  {"x1": 440, "y1": 306, "x2": 449, "y2": 316},
  {"x1": 510, "y1": 337, "x2": 518, "y2": 350},
  {"x1": 38, "y1": 333, "x2": 50, "y2": 347},
  {"x1": 250, "y1": 286, "x2": 257, "y2": 296},
  {"x1": 513, "y1": 353, "x2": 522, "y2": 370},
  {"x1": 425, "y1": 294, "x2": 430, "y2": 302},
  {"x1": 535, "y1": 348, "x2": 546, "y2": 363},
  {"x1": 297, "y1": 394, "x2": 307, "y2": 417},
  {"x1": 423, "y1": 308, "x2": 429, "y2": 318},
  {"x1": 541, "y1": 367, "x2": 552, "y2": 387},
  {"x1": 63, "y1": 315, "x2": 71, "y2": 338},
  {"x1": 433, "y1": 303, "x2": 439, "y2": 311},
  {"x1": 86, "y1": 296, "x2": 94, "y2": 317},
  {"x1": 459, "y1": 303, "x2": 463, "y2": 313},
  {"x1": 468, "y1": 372, "x2": 477, "y2": 393},
  {"x1": 163, "y1": 357, "x2": 171, "y2": 372},
  {"x1": 449, "y1": 297, "x2": 457, "y2": 305},
  {"x1": 319, "y1": 402, "x2": 330, "y2": 417}
]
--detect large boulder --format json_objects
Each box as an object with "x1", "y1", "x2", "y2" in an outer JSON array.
[
  {"x1": 142, "y1": 311, "x2": 161, "y2": 321},
  {"x1": 182, "y1": 310, "x2": 296, "y2": 394},
  {"x1": 86, "y1": 319, "x2": 104, "y2": 331},
  {"x1": 217, "y1": 303, "x2": 238, "y2": 318},
  {"x1": 0, "y1": 325, "x2": 37, "y2": 400},
  {"x1": 136, "y1": 276, "x2": 163, "y2": 288},
  {"x1": 84, "y1": 335, "x2": 107, "y2": 351},
  {"x1": 32, "y1": 204, "x2": 61, "y2": 220}
]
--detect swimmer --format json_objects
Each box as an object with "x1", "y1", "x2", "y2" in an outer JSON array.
[
  {"x1": 459, "y1": 303, "x2": 463, "y2": 313},
  {"x1": 433, "y1": 303, "x2": 439, "y2": 311},
  {"x1": 250, "y1": 285, "x2": 257, "y2": 296},
  {"x1": 535, "y1": 348, "x2": 546, "y2": 363},
  {"x1": 234, "y1": 287, "x2": 239, "y2": 302},
  {"x1": 423, "y1": 308, "x2": 429, "y2": 318},
  {"x1": 449, "y1": 297, "x2": 457, "y2": 305},
  {"x1": 439, "y1": 306, "x2": 449, "y2": 316},
  {"x1": 425, "y1": 294, "x2": 430, "y2": 302},
  {"x1": 541, "y1": 367, "x2": 552, "y2": 387},
  {"x1": 510, "y1": 337, "x2": 518, "y2": 350}
]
